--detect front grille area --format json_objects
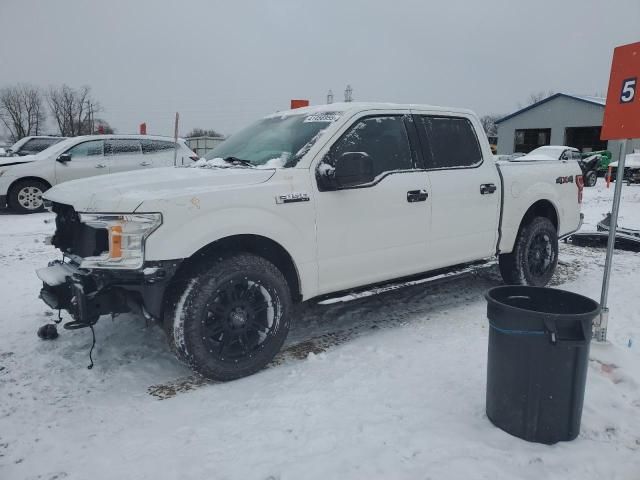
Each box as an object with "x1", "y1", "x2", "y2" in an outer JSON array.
[{"x1": 51, "y1": 203, "x2": 108, "y2": 258}]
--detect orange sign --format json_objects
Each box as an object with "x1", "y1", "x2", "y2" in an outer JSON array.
[
  {"x1": 601, "y1": 41, "x2": 640, "y2": 140},
  {"x1": 290, "y1": 99, "x2": 310, "y2": 109}
]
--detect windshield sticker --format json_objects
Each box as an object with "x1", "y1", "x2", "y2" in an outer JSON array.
[{"x1": 303, "y1": 113, "x2": 341, "y2": 123}]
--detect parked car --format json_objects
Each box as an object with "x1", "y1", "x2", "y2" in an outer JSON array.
[
  {"x1": 0, "y1": 135, "x2": 197, "y2": 213},
  {"x1": 609, "y1": 153, "x2": 640, "y2": 185},
  {"x1": 38, "y1": 103, "x2": 583, "y2": 381},
  {"x1": 4, "y1": 136, "x2": 66, "y2": 157},
  {"x1": 515, "y1": 146, "x2": 582, "y2": 162}
]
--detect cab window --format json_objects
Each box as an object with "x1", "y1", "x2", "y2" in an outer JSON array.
[
  {"x1": 105, "y1": 139, "x2": 142, "y2": 156},
  {"x1": 416, "y1": 116, "x2": 482, "y2": 169},
  {"x1": 328, "y1": 115, "x2": 414, "y2": 180},
  {"x1": 66, "y1": 140, "x2": 104, "y2": 157},
  {"x1": 141, "y1": 140, "x2": 175, "y2": 154}
]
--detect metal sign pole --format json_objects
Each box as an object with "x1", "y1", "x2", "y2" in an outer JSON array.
[{"x1": 595, "y1": 138, "x2": 628, "y2": 342}]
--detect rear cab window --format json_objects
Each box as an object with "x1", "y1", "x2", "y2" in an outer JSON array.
[{"x1": 414, "y1": 115, "x2": 483, "y2": 169}]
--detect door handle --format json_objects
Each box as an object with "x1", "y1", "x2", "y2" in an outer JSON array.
[
  {"x1": 95, "y1": 164, "x2": 107, "y2": 169},
  {"x1": 139, "y1": 161, "x2": 152, "y2": 166},
  {"x1": 407, "y1": 189, "x2": 428, "y2": 202},
  {"x1": 480, "y1": 183, "x2": 497, "y2": 195}
]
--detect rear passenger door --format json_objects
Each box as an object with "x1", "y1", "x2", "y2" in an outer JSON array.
[
  {"x1": 413, "y1": 114, "x2": 501, "y2": 266},
  {"x1": 105, "y1": 139, "x2": 144, "y2": 174}
]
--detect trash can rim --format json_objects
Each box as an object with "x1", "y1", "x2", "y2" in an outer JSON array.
[{"x1": 485, "y1": 285, "x2": 600, "y2": 318}]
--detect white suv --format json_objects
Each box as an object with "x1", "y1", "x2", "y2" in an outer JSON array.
[{"x1": 0, "y1": 135, "x2": 197, "y2": 213}]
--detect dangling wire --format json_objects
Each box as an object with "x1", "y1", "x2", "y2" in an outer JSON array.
[
  {"x1": 87, "y1": 323, "x2": 96, "y2": 370},
  {"x1": 55, "y1": 309, "x2": 63, "y2": 324}
]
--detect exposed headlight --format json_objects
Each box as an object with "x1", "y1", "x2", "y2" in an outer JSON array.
[{"x1": 78, "y1": 213, "x2": 162, "y2": 269}]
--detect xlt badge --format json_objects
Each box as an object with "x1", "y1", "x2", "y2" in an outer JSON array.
[{"x1": 276, "y1": 193, "x2": 310, "y2": 204}]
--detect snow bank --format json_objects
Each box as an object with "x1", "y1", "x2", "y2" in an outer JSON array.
[{"x1": 1, "y1": 183, "x2": 640, "y2": 479}]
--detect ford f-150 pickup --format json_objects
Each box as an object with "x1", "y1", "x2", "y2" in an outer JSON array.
[{"x1": 37, "y1": 102, "x2": 584, "y2": 380}]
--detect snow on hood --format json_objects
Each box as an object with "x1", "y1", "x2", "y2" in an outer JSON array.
[{"x1": 44, "y1": 166, "x2": 275, "y2": 213}]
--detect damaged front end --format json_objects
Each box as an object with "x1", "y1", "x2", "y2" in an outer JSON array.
[{"x1": 37, "y1": 202, "x2": 181, "y2": 328}]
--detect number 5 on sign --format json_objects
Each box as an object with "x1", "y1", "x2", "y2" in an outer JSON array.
[
  {"x1": 601, "y1": 42, "x2": 640, "y2": 140},
  {"x1": 620, "y1": 78, "x2": 636, "y2": 104}
]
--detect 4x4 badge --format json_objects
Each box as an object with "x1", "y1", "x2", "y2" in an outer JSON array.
[{"x1": 276, "y1": 193, "x2": 310, "y2": 204}]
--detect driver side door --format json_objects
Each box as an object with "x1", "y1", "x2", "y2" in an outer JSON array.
[
  {"x1": 313, "y1": 113, "x2": 432, "y2": 295},
  {"x1": 54, "y1": 140, "x2": 108, "y2": 184}
]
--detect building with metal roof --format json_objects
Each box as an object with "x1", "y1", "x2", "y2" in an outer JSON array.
[{"x1": 496, "y1": 93, "x2": 639, "y2": 162}]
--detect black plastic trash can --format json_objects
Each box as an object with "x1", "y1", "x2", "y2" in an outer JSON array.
[{"x1": 485, "y1": 286, "x2": 600, "y2": 444}]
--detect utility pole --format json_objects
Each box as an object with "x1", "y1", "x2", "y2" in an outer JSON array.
[
  {"x1": 327, "y1": 89, "x2": 334, "y2": 104},
  {"x1": 173, "y1": 112, "x2": 180, "y2": 166},
  {"x1": 344, "y1": 84, "x2": 353, "y2": 102}
]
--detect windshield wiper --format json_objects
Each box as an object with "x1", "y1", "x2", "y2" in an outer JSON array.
[{"x1": 222, "y1": 156, "x2": 254, "y2": 167}]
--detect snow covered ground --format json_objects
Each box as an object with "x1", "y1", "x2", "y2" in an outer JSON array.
[{"x1": 1, "y1": 179, "x2": 640, "y2": 480}]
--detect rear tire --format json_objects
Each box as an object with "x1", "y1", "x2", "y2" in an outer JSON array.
[
  {"x1": 499, "y1": 217, "x2": 558, "y2": 287},
  {"x1": 8, "y1": 179, "x2": 48, "y2": 213},
  {"x1": 165, "y1": 253, "x2": 292, "y2": 381}
]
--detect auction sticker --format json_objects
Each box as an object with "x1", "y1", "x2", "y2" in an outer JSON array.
[{"x1": 304, "y1": 113, "x2": 341, "y2": 123}]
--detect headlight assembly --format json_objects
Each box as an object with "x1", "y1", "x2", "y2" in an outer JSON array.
[{"x1": 78, "y1": 213, "x2": 162, "y2": 269}]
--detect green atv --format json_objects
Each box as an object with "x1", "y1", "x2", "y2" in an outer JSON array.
[{"x1": 579, "y1": 150, "x2": 613, "y2": 187}]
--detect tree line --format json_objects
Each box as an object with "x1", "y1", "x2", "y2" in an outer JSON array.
[{"x1": 0, "y1": 83, "x2": 113, "y2": 142}]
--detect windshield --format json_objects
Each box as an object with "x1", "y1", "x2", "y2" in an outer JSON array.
[
  {"x1": 28, "y1": 137, "x2": 79, "y2": 159},
  {"x1": 202, "y1": 111, "x2": 342, "y2": 168}
]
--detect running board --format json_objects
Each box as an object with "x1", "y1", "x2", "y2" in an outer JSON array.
[{"x1": 317, "y1": 260, "x2": 496, "y2": 305}]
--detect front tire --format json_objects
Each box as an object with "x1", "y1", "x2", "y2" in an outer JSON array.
[
  {"x1": 585, "y1": 171, "x2": 597, "y2": 187},
  {"x1": 166, "y1": 253, "x2": 292, "y2": 381},
  {"x1": 8, "y1": 179, "x2": 48, "y2": 213},
  {"x1": 499, "y1": 217, "x2": 558, "y2": 287}
]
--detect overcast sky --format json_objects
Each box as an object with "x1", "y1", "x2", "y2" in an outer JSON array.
[{"x1": 1, "y1": 0, "x2": 638, "y2": 137}]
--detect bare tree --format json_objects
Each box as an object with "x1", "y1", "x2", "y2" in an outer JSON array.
[
  {"x1": 0, "y1": 84, "x2": 46, "y2": 141},
  {"x1": 480, "y1": 114, "x2": 501, "y2": 137},
  {"x1": 519, "y1": 90, "x2": 555, "y2": 108},
  {"x1": 185, "y1": 128, "x2": 224, "y2": 138},
  {"x1": 47, "y1": 84, "x2": 101, "y2": 136}
]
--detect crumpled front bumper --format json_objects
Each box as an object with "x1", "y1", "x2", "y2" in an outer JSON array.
[{"x1": 36, "y1": 258, "x2": 181, "y2": 324}]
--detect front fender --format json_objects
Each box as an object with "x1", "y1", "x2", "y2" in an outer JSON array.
[{"x1": 144, "y1": 204, "x2": 319, "y2": 298}]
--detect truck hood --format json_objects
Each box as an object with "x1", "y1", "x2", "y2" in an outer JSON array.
[{"x1": 44, "y1": 166, "x2": 276, "y2": 212}]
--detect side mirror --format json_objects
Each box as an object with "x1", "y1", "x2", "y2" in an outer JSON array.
[
  {"x1": 318, "y1": 152, "x2": 375, "y2": 190},
  {"x1": 56, "y1": 153, "x2": 71, "y2": 163}
]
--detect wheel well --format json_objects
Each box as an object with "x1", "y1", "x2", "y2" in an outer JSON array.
[
  {"x1": 520, "y1": 200, "x2": 558, "y2": 232},
  {"x1": 177, "y1": 234, "x2": 302, "y2": 303},
  {"x1": 8, "y1": 177, "x2": 52, "y2": 195}
]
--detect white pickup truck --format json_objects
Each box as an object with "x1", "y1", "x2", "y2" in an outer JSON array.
[{"x1": 38, "y1": 103, "x2": 584, "y2": 380}]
